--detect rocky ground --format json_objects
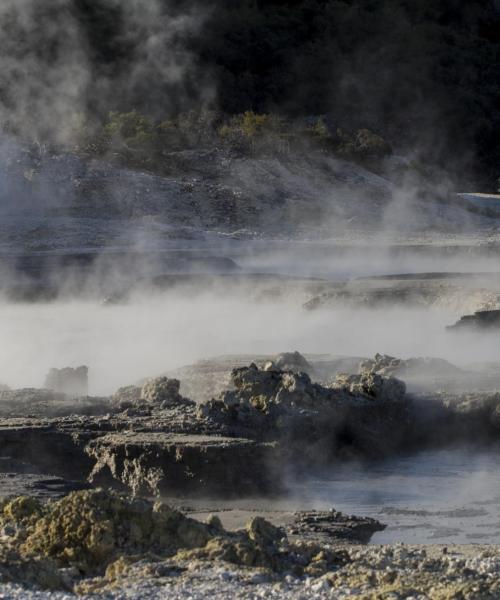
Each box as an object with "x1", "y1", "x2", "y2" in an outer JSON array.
[
  {"x1": 1, "y1": 352, "x2": 500, "y2": 597},
  {"x1": 1, "y1": 141, "x2": 500, "y2": 598},
  {"x1": 2, "y1": 351, "x2": 500, "y2": 497},
  {"x1": 1, "y1": 136, "x2": 500, "y2": 256},
  {"x1": 2, "y1": 347, "x2": 500, "y2": 597},
  {"x1": 1, "y1": 488, "x2": 499, "y2": 599}
]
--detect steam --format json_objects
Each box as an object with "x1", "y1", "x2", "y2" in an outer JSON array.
[
  {"x1": 0, "y1": 0, "x2": 213, "y2": 145},
  {"x1": 1, "y1": 288, "x2": 500, "y2": 395},
  {"x1": 0, "y1": 0, "x2": 89, "y2": 145}
]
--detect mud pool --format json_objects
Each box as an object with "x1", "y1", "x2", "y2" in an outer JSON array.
[{"x1": 293, "y1": 448, "x2": 500, "y2": 544}]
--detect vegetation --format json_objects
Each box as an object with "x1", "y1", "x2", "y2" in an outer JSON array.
[
  {"x1": 73, "y1": 107, "x2": 393, "y2": 175},
  {"x1": 69, "y1": 0, "x2": 500, "y2": 187},
  {"x1": 0, "y1": 1, "x2": 497, "y2": 186}
]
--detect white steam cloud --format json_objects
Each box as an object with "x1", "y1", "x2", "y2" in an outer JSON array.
[{"x1": 0, "y1": 0, "x2": 213, "y2": 145}]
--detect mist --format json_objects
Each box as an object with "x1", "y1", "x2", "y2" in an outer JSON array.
[
  {"x1": 0, "y1": 0, "x2": 213, "y2": 146},
  {"x1": 0, "y1": 287, "x2": 498, "y2": 395},
  {"x1": 1, "y1": 3, "x2": 500, "y2": 583}
]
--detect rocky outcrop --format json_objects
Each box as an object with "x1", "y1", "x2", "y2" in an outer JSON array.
[
  {"x1": 86, "y1": 433, "x2": 279, "y2": 497},
  {"x1": 197, "y1": 362, "x2": 411, "y2": 460},
  {"x1": 4, "y1": 353, "x2": 500, "y2": 500},
  {"x1": 447, "y1": 309, "x2": 500, "y2": 331}
]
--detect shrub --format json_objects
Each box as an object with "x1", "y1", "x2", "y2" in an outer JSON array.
[{"x1": 104, "y1": 110, "x2": 157, "y2": 151}]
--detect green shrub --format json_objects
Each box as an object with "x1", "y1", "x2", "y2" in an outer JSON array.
[
  {"x1": 104, "y1": 111, "x2": 157, "y2": 151},
  {"x1": 305, "y1": 117, "x2": 333, "y2": 143}
]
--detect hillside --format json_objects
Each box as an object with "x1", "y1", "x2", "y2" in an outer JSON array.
[
  {"x1": 1, "y1": 138, "x2": 499, "y2": 256},
  {"x1": 0, "y1": 1, "x2": 499, "y2": 188}
]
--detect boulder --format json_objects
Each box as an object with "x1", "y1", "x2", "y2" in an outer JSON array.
[{"x1": 140, "y1": 377, "x2": 195, "y2": 409}]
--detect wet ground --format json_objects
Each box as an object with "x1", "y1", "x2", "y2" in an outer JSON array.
[
  {"x1": 177, "y1": 449, "x2": 500, "y2": 546},
  {"x1": 295, "y1": 448, "x2": 500, "y2": 544}
]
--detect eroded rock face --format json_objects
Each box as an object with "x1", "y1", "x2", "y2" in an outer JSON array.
[
  {"x1": 197, "y1": 364, "x2": 324, "y2": 425},
  {"x1": 85, "y1": 433, "x2": 279, "y2": 497},
  {"x1": 112, "y1": 385, "x2": 142, "y2": 407},
  {"x1": 5, "y1": 353, "x2": 500, "y2": 503}
]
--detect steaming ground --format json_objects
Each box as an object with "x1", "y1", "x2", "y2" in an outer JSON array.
[
  {"x1": 292, "y1": 449, "x2": 500, "y2": 544},
  {"x1": 1, "y1": 292, "x2": 499, "y2": 395}
]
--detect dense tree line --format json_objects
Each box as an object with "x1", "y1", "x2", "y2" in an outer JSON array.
[{"x1": 23, "y1": 1, "x2": 500, "y2": 186}]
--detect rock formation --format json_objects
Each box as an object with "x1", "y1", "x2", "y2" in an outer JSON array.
[
  {"x1": 44, "y1": 366, "x2": 89, "y2": 397},
  {"x1": 447, "y1": 309, "x2": 500, "y2": 331}
]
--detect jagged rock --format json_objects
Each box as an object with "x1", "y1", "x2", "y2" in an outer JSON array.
[
  {"x1": 197, "y1": 364, "x2": 325, "y2": 427},
  {"x1": 201, "y1": 362, "x2": 407, "y2": 424},
  {"x1": 197, "y1": 362, "x2": 411, "y2": 460},
  {"x1": 140, "y1": 377, "x2": 195, "y2": 409},
  {"x1": 332, "y1": 371, "x2": 406, "y2": 403},
  {"x1": 44, "y1": 366, "x2": 88, "y2": 397},
  {"x1": 263, "y1": 351, "x2": 313, "y2": 374}
]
